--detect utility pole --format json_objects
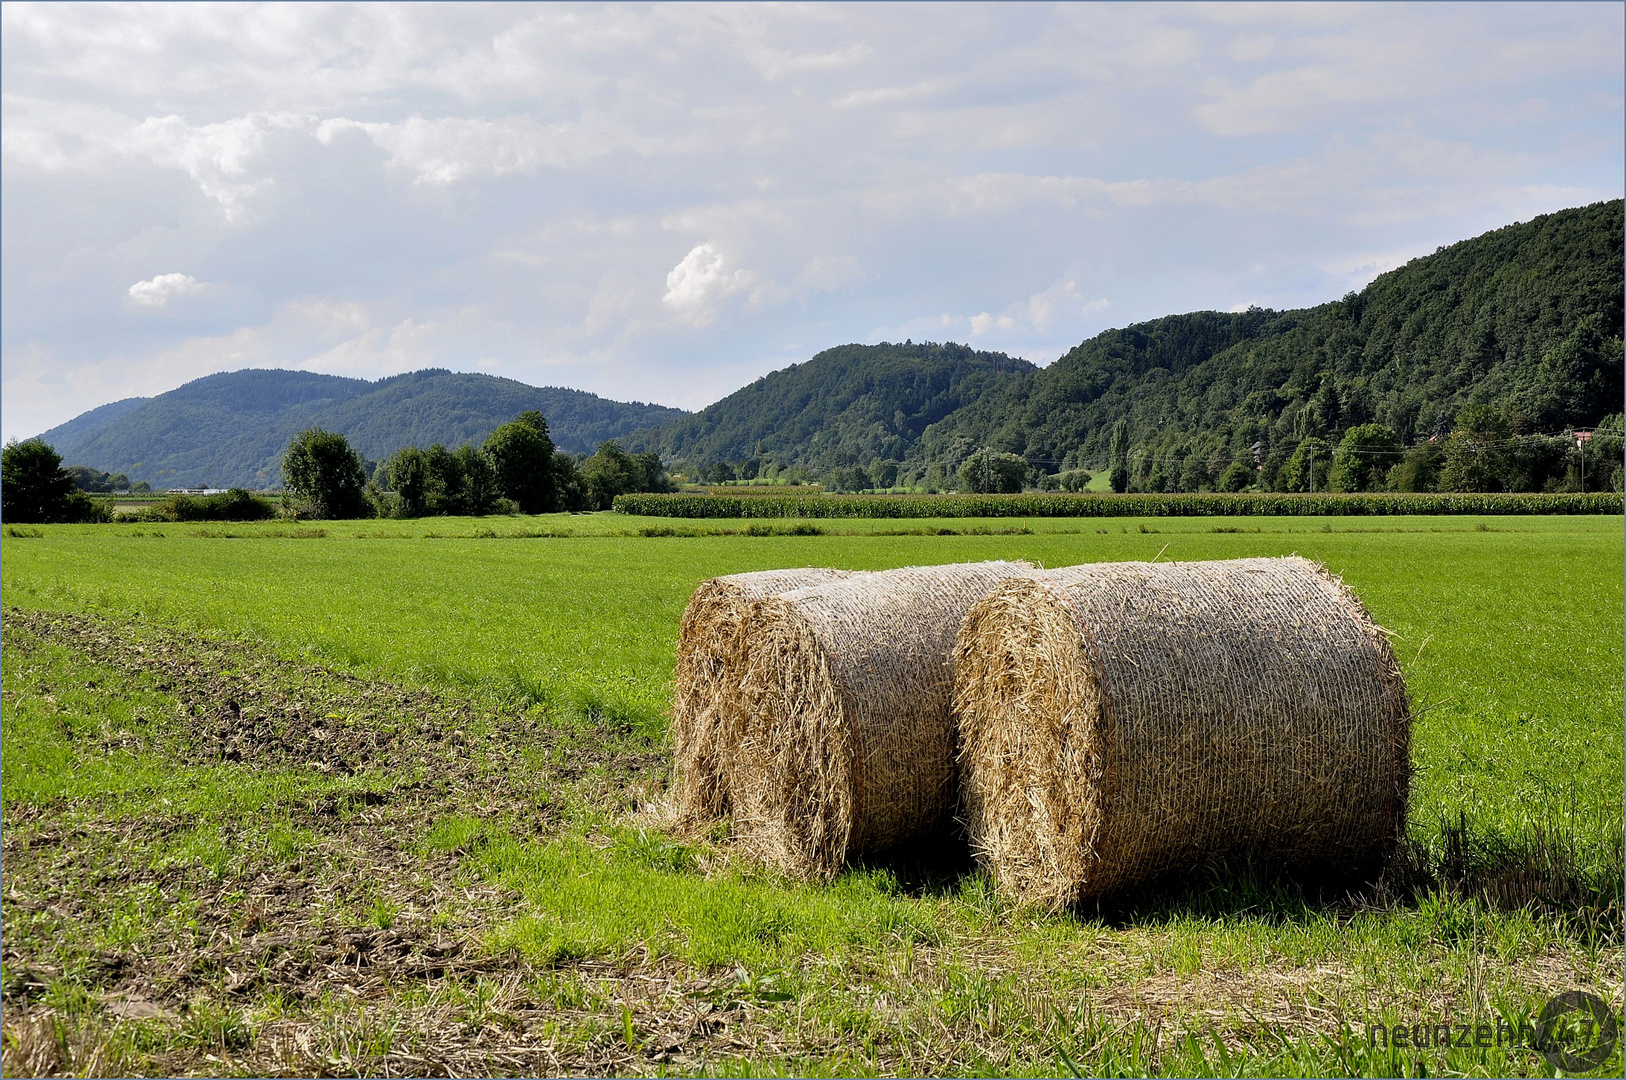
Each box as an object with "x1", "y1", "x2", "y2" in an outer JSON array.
[
  {"x1": 1308, "y1": 445, "x2": 1316, "y2": 493},
  {"x1": 1577, "y1": 430, "x2": 1592, "y2": 493}
]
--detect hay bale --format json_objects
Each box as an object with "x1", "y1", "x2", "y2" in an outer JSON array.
[
  {"x1": 729, "y1": 560, "x2": 1035, "y2": 877},
  {"x1": 954, "y1": 556, "x2": 1410, "y2": 908},
  {"x1": 671, "y1": 568, "x2": 856, "y2": 826}
]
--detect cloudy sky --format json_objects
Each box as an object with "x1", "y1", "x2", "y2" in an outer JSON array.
[{"x1": 3, "y1": 2, "x2": 1622, "y2": 439}]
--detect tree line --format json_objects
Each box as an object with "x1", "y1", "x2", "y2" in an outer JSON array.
[
  {"x1": 280, "y1": 411, "x2": 673, "y2": 519},
  {"x1": 1096, "y1": 408, "x2": 1623, "y2": 496},
  {"x1": 679, "y1": 406, "x2": 1624, "y2": 497},
  {"x1": 0, "y1": 409, "x2": 674, "y2": 523}
]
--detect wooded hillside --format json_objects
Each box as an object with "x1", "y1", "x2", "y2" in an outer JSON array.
[
  {"x1": 908, "y1": 199, "x2": 1622, "y2": 488},
  {"x1": 37, "y1": 370, "x2": 687, "y2": 489}
]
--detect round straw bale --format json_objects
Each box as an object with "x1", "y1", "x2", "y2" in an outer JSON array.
[
  {"x1": 729, "y1": 560, "x2": 1035, "y2": 878},
  {"x1": 954, "y1": 556, "x2": 1410, "y2": 909},
  {"x1": 671, "y1": 568, "x2": 856, "y2": 826}
]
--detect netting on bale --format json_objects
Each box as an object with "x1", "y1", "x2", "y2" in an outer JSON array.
[
  {"x1": 954, "y1": 556, "x2": 1411, "y2": 909},
  {"x1": 727, "y1": 560, "x2": 1034, "y2": 878},
  {"x1": 671, "y1": 568, "x2": 856, "y2": 826}
]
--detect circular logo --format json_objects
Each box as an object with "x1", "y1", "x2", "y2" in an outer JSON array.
[{"x1": 1537, "y1": 991, "x2": 1619, "y2": 1072}]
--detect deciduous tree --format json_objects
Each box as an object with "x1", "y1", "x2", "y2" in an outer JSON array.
[
  {"x1": 1108, "y1": 420, "x2": 1130, "y2": 494},
  {"x1": 1330, "y1": 424, "x2": 1403, "y2": 492},
  {"x1": 2, "y1": 440, "x2": 80, "y2": 522},
  {"x1": 282, "y1": 429, "x2": 370, "y2": 519},
  {"x1": 484, "y1": 411, "x2": 556, "y2": 513},
  {"x1": 957, "y1": 448, "x2": 1028, "y2": 493}
]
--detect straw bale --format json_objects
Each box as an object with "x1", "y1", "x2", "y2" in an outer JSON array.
[
  {"x1": 729, "y1": 560, "x2": 1034, "y2": 877},
  {"x1": 671, "y1": 568, "x2": 856, "y2": 826},
  {"x1": 954, "y1": 556, "x2": 1410, "y2": 908}
]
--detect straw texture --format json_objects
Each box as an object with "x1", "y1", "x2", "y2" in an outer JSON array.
[
  {"x1": 954, "y1": 556, "x2": 1411, "y2": 908},
  {"x1": 729, "y1": 560, "x2": 1035, "y2": 878},
  {"x1": 671, "y1": 568, "x2": 856, "y2": 826}
]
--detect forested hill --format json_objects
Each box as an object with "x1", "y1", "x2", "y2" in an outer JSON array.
[
  {"x1": 639, "y1": 341, "x2": 1035, "y2": 470},
  {"x1": 37, "y1": 369, "x2": 687, "y2": 489},
  {"x1": 907, "y1": 199, "x2": 1623, "y2": 482},
  {"x1": 31, "y1": 201, "x2": 1621, "y2": 493}
]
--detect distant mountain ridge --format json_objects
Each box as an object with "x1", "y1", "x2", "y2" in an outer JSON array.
[
  {"x1": 38, "y1": 369, "x2": 687, "y2": 489},
  {"x1": 34, "y1": 200, "x2": 1623, "y2": 494}
]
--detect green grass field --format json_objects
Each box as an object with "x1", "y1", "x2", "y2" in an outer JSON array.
[{"x1": 1, "y1": 513, "x2": 1621, "y2": 1076}]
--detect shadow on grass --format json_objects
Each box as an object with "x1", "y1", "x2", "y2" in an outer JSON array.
[
  {"x1": 842, "y1": 809, "x2": 1625, "y2": 939},
  {"x1": 1379, "y1": 809, "x2": 1625, "y2": 938}
]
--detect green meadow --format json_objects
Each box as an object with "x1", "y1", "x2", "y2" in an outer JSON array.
[{"x1": 1, "y1": 513, "x2": 1621, "y2": 1076}]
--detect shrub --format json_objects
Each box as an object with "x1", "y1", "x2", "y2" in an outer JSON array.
[
  {"x1": 65, "y1": 466, "x2": 130, "y2": 493},
  {"x1": 455, "y1": 444, "x2": 501, "y2": 515},
  {"x1": 1057, "y1": 468, "x2": 1093, "y2": 493},
  {"x1": 554, "y1": 454, "x2": 589, "y2": 511},
  {"x1": 1279, "y1": 437, "x2": 1331, "y2": 493},
  {"x1": 1439, "y1": 406, "x2": 1509, "y2": 492},
  {"x1": 1217, "y1": 460, "x2": 1254, "y2": 492},
  {"x1": 118, "y1": 489, "x2": 276, "y2": 523},
  {"x1": 1390, "y1": 440, "x2": 1447, "y2": 492},
  {"x1": 63, "y1": 491, "x2": 112, "y2": 523},
  {"x1": 382, "y1": 442, "x2": 501, "y2": 517},
  {"x1": 386, "y1": 446, "x2": 432, "y2": 517},
  {"x1": 582, "y1": 442, "x2": 673, "y2": 510}
]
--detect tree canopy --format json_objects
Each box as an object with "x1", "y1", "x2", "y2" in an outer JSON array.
[
  {"x1": 281, "y1": 429, "x2": 370, "y2": 519},
  {"x1": 2, "y1": 440, "x2": 106, "y2": 522},
  {"x1": 582, "y1": 441, "x2": 673, "y2": 510},
  {"x1": 484, "y1": 411, "x2": 556, "y2": 513},
  {"x1": 22, "y1": 201, "x2": 1624, "y2": 499},
  {"x1": 643, "y1": 340, "x2": 1035, "y2": 477},
  {"x1": 3, "y1": 440, "x2": 75, "y2": 522},
  {"x1": 957, "y1": 449, "x2": 1028, "y2": 493}
]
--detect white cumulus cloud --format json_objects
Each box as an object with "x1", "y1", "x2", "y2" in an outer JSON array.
[
  {"x1": 128, "y1": 113, "x2": 311, "y2": 219},
  {"x1": 661, "y1": 243, "x2": 755, "y2": 326},
  {"x1": 127, "y1": 272, "x2": 204, "y2": 307}
]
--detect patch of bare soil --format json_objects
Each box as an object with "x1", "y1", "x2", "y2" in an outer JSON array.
[
  {"x1": 1, "y1": 609, "x2": 739, "y2": 1077},
  {"x1": 5, "y1": 607, "x2": 605, "y2": 777}
]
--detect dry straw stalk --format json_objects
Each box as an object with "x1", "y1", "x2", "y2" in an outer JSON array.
[
  {"x1": 728, "y1": 560, "x2": 1034, "y2": 878},
  {"x1": 954, "y1": 556, "x2": 1410, "y2": 909},
  {"x1": 671, "y1": 568, "x2": 855, "y2": 827}
]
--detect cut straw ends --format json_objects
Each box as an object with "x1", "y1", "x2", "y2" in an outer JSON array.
[
  {"x1": 954, "y1": 556, "x2": 1410, "y2": 908},
  {"x1": 727, "y1": 560, "x2": 1036, "y2": 878},
  {"x1": 670, "y1": 568, "x2": 855, "y2": 827}
]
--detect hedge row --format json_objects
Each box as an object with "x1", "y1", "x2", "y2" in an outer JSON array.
[
  {"x1": 115, "y1": 489, "x2": 278, "y2": 523},
  {"x1": 613, "y1": 491, "x2": 1625, "y2": 519}
]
